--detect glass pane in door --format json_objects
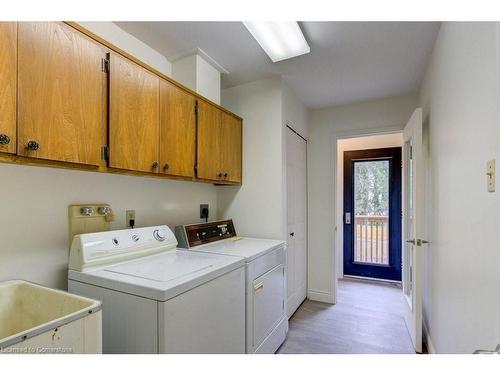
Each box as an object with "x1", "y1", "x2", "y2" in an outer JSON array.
[{"x1": 354, "y1": 160, "x2": 390, "y2": 265}]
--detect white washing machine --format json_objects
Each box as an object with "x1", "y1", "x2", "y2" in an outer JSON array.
[
  {"x1": 68, "y1": 225, "x2": 245, "y2": 354},
  {"x1": 175, "y1": 220, "x2": 288, "y2": 354}
]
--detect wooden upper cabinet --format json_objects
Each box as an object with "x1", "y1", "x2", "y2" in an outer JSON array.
[
  {"x1": 159, "y1": 80, "x2": 196, "y2": 178},
  {"x1": 18, "y1": 22, "x2": 107, "y2": 165},
  {"x1": 197, "y1": 100, "x2": 242, "y2": 184},
  {"x1": 197, "y1": 100, "x2": 222, "y2": 181},
  {"x1": 0, "y1": 22, "x2": 17, "y2": 155},
  {"x1": 220, "y1": 112, "x2": 242, "y2": 183},
  {"x1": 109, "y1": 53, "x2": 160, "y2": 173}
]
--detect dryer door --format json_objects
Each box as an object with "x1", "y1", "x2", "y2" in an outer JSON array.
[{"x1": 252, "y1": 264, "x2": 285, "y2": 348}]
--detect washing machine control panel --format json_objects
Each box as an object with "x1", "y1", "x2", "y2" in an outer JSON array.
[
  {"x1": 175, "y1": 220, "x2": 236, "y2": 248},
  {"x1": 70, "y1": 225, "x2": 178, "y2": 269}
]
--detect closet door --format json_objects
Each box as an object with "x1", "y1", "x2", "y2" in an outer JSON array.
[
  {"x1": 109, "y1": 53, "x2": 160, "y2": 173},
  {"x1": 0, "y1": 22, "x2": 17, "y2": 155},
  {"x1": 286, "y1": 126, "x2": 307, "y2": 317},
  {"x1": 18, "y1": 22, "x2": 107, "y2": 165},
  {"x1": 159, "y1": 80, "x2": 196, "y2": 178}
]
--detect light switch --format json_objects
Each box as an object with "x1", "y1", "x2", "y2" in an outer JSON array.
[{"x1": 487, "y1": 159, "x2": 495, "y2": 192}]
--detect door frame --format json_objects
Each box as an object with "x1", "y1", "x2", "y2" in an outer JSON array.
[
  {"x1": 331, "y1": 126, "x2": 404, "y2": 304},
  {"x1": 343, "y1": 147, "x2": 402, "y2": 281}
]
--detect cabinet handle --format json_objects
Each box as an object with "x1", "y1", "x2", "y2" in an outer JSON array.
[
  {"x1": 217, "y1": 173, "x2": 223, "y2": 179},
  {"x1": 0, "y1": 134, "x2": 10, "y2": 145},
  {"x1": 223, "y1": 173, "x2": 228, "y2": 179},
  {"x1": 163, "y1": 163, "x2": 170, "y2": 172},
  {"x1": 151, "y1": 161, "x2": 159, "y2": 170},
  {"x1": 26, "y1": 140, "x2": 39, "y2": 151}
]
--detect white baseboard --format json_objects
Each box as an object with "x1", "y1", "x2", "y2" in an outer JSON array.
[
  {"x1": 422, "y1": 320, "x2": 436, "y2": 354},
  {"x1": 307, "y1": 289, "x2": 334, "y2": 304}
]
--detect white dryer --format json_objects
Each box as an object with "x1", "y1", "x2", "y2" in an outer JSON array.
[
  {"x1": 175, "y1": 220, "x2": 288, "y2": 354},
  {"x1": 68, "y1": 225, "x2": 245, "y2": 354}
]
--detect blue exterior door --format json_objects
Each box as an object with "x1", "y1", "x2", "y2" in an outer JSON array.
[{"x1": 343, "y1": 147, "x2": 402, "y2": 281}]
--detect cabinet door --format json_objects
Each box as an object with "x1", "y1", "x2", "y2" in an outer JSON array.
[
  {"x1": 196, "y1": 100, "x2": 221, "y2": 181},
  {"x1": 159, "y1": 80, "x2": 196, "y2": 178},
  {"x1": 109, "y1": 53, "x2": 160, "y2": 173},
  {"x1": 219, "y1": 113, "x2": 242, "y2": 183},
  {"x1": 0, "y1": 22, "x2": 17, "y2": 155},
  {"x1": 18, "y1": 22, "x2": 107, "y2": 165}
]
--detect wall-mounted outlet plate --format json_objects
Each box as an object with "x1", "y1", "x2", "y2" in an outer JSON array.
[
  {"x1": 200, "y1": 204, "x2": 209, "y2": 219},
  {"x1": 126, "y1": 210, "x2": 136, "y2": 227}
]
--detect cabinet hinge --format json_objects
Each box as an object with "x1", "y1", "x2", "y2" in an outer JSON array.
[
  {"x1": 101, "y1": 145, "x2": 110, "y2": 161},
  {"x1": 101, "y1": 57, "x2": 110, "y2": 73},
  {"x1": 409, "y1": 145, "x2": 413, "y2": 160}
]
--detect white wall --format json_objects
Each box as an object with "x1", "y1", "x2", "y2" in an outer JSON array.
[
  {"x1": 0, "y1": 164, "x2": 217, "y2": 290},
  {"x1": 0, "y1": 23, "x2": 217, "y2": 291},
  {"x1": 218, "y1": 77, "x2": 285, "y2": 240},
  {"x1": 196, "y1": 55, "x2": 221, "y2": 105},
  {"x1": 172, "y1": 55, "x2": 198, "y2": 91},
  {"x1": 172, "y1": 53, "x2": 221, "y2": 104},
  {"x1": 336, "y1": 133, "x2": 403, "y2": 278},
  {"x1": 282, "y1": 81, "x2": 309, "y2": 139},
  {"x1": 78, "y1": 22, "x2": 172, "y2": 77},
  {"x1": 308, "y1": 94, "x2": 417, "y2": 303},
  {"x1": 418, "y1": 22, "x2": 500, "y2": 353}
]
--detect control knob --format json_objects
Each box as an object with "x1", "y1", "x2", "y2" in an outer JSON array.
[{"x1": 153, "y1": 229, "x2": 166, "y2": 242}]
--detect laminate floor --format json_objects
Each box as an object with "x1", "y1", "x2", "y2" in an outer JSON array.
[{"x1": 277, "y1": 278, "x2": 415, "y2": 354}]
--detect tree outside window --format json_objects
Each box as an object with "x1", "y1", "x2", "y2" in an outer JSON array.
[{"x1": 354, "y1": 160, "x2": 389, "y2": 217}]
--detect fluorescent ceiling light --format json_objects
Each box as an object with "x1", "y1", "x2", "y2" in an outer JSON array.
[{"x1": 243, "y1": 22, "x2": 310, "y2": 63}]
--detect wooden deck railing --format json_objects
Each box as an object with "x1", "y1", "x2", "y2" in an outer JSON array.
[{"x1": 354, "y1": 215, "x2": 389, "y2": 265}]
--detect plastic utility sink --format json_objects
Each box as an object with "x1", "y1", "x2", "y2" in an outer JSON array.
[{"x1": 0, "y1": 280, "x2": 102, "y2": 353}]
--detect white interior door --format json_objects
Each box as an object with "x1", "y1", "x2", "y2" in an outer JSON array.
[
  {"x1": 402, "y1": 108, "x2": 426, "y2": 353},
  {"x1": 286, "y1": 126, "x2": 307, "y2": 317}
]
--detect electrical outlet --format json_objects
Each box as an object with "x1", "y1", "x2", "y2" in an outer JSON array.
[
  {"x1": 487, "y1": 159, "x2": 495, "y2": 192},
  {"x1": 200, "y1": 204, "x2": 209, "y2": 220},
  {"x1": 126, "y1": 210, "x2": 136, "y2": 227}
]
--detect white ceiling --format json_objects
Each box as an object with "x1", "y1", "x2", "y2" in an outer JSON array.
[{"x1": 115, "y1": 22, "x2": 440, "y2": 109}]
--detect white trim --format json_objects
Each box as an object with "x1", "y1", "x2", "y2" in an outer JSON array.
[
  {"x1": 307, "y1": 289, "x2": 334, "y2": 304},
  {"x1": 168, "y1": 47, "x2": 230, "y2": 74},
  {"x1": 422, "y1": 319, "x2": 436, "y2": 354}
]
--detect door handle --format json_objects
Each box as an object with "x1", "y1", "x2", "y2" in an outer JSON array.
[
  {"x1": 289, "y1": 232, "x2": 295, "y2": 237},
  {"x1": 254, "y1": 282, "x2": 264, "y2": 293},
  {"x1": 406, "y1": 239, "x2": 430, "y2": 246},
  {"x1": 345, "y1": 212, "x2": 351, "y2": 224}
]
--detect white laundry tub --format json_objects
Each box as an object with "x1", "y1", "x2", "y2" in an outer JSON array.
[{"x1": 0, "y1": 280, "x2": 102, "y2": 354}]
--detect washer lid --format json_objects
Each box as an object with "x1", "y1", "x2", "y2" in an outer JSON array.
[
  {"x1": 68, "y1": 250, "x2": 245, "y2": 301},
  {"x1": 103, "y1": 251, "x2": 222, "y2": 283}
]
